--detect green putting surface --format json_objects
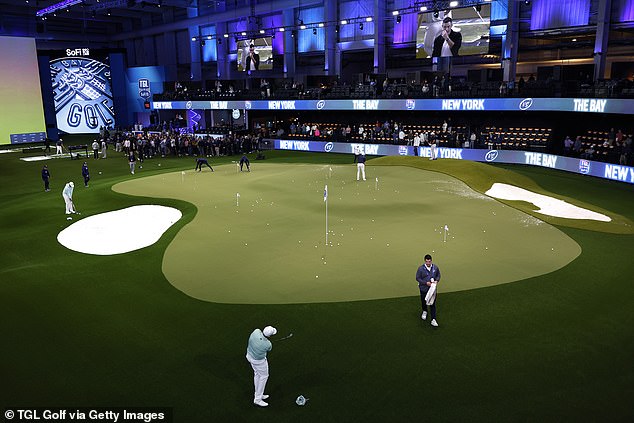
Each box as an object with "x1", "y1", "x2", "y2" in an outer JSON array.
[{"x1": 114, "y1": 163, "x2": 581, "y2": 304}]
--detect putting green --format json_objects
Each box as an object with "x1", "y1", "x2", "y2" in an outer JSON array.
[{"x1": 113, "y1": 162, "x2": 581, "y2": 304}]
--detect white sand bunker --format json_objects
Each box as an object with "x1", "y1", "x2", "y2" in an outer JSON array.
[
  {"x1": 486, "y1": 183, "x2": 611, "y2": 222},
  {"x1": 58, "y1": 205, "x2": 182, "y2": 255}
]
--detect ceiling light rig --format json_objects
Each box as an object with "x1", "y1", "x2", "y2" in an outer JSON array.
[
  {"x1": 388, "y1": 0, "x2": 492, "y2": 21},
  {"x1": 36, "y1": 0, "x2": 83, "y2": 17},
  {"x1": 187, "y1": 2, "x2": 496, "y2": 47}
]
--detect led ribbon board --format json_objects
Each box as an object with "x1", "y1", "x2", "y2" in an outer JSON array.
[
  {"x1": 270, "y1": 140, "x2": 634, "y2": 185},
  {"x1": 152, "y1": 98, "x2": 634, "y2": 114}
]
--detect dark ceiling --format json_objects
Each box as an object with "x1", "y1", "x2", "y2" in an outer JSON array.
[{"x1": 0, "y1": 0, "x2": 227, "y2": 45}]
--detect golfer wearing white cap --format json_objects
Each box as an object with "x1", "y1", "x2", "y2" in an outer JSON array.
[
  {"x1": 62, "y1": 182, "x2": 76, "y2": 214},
  {"x1": 246, "y1": 325, "x2": 277, "y2": 407}
]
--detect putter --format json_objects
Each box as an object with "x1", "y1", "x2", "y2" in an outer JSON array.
[{"x1": 278, "y1": 333, "x2": 293, "y2": 341}]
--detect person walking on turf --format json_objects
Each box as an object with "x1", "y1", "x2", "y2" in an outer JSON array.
[
  {"x1": 62, "y1": 181, "x2": 76, "y2": 214},
  {"x1": 42, "y1": 165, "x2": 51, "y2": 192},
  {"x1": 356, "y1": 153, "x2": 367, "y2": 181},
  {"x1": 416, "y1": 254, "x2": 441, "y2": 327},
  {"x1": 81, "y1": 162, "x2": 90, "y2": 187},
  {"x1": 128, "y1": 152, "x2": 136, "y2": 174},
  {"x1": 240, "y1": 154, "x2": 250, "y2": 172},
  {"x1": 195, "y1": 157, "x2": 214, "y2": 172},
  {"x1": 246, "y1": 325, "x2": 277, "y2": 407}
]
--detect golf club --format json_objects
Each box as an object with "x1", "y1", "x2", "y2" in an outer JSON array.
[{"x1": 278, "y1": 333, "x2": 293, "y2": 341}]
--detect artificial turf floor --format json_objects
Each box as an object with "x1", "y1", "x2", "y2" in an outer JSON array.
[
  {"x1": 1, "y1": 144, "x2": 633, "y2": 422},
  {"x1": 115, "y1": 162, "x2": 580, "y2": 304}
]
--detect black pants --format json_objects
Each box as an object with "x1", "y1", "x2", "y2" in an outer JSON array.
[
  {"x1": 43, "y1": 178, "x2": 49, "y2": 191},
  {"x1": 419, "y1": 288, "x2": 437, "y2": 320},
  {"x1": 196, "y1": 162, "x2": 213, "y2": 171}
]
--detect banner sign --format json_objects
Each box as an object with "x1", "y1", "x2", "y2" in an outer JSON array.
[
  {"x1": 270, "y1": 139, "x2": 634, "y2": 185},
  {"x1": 152, "y1": 98, "x2": 634, "y2": 115}
]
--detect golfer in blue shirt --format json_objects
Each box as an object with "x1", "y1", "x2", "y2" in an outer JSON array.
[
  {"x1": 42, "y1": 165, "x2": 51, "y2": 192},
  {"x1": 240, "y1": 155, "x2": 250, "y2": 172},
  {"x1": 81, "y1": 162, "x2": 90, "y2": 187}
]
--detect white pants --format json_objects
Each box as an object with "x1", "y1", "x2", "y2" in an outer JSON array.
[
  {"x1": 63, "y1": 194, "x2": 75, "y2": 214},
  {"x1": 357, "y1": 163, "x2": 366, "y2": 181},
  {"x1": 56, "y1": 146, "x2": 63, "y2": 154},
  {"x1": 430, "y1": 144, "x2": 437, "y2": 160},
  {"x1": 246, "y1": 353, "x2": 269, "y2": 402}
]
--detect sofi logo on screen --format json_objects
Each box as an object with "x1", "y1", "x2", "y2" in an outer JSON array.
[{"x1": 66, "y1": 48, "x2": 90, "y2": 57}]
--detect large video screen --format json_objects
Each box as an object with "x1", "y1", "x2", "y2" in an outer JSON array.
[
  {"x1": 416, "y1": 4, "x2": 491, "y2": 59},
  {"x1": 50, "y1": 49, "x2": 115, "y2": 134},
  {"x1": 237, "y1": 38, "x2": 273, "y2": 71},
  {"x1": 0, "y1": 36, "x2": 47, "y2": 144}
]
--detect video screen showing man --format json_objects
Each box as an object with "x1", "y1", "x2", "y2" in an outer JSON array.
[
  {"x1": 416, "y1": 5, "x2": 490, "y2": 59},
  {"x1": 432, "y1": 17, "x2": 462, "y2": 57},
  {"x1": 237, "y1": 38, "x2": 273, "y2": 72}
]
